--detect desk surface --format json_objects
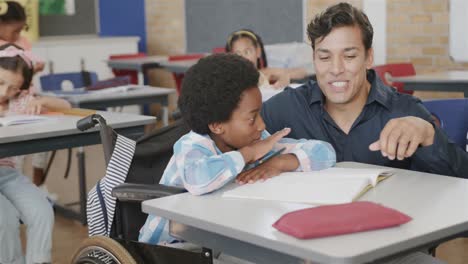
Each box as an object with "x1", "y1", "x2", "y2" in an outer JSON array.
[
  {"x1": 0, "y1": 111, "x2": 155, "y2": 144},
  {"x1": 43, "y1": 86, "x2": 176, "y2": 108},
  {"x1": 106, "y1": 55, "x2": 169, "y2": 71},
  {"x1": 158, "y1": 59, "x2": 199, "y2": 74},
  {"x1": 142, "y1": 162, "x2": 468, "y2": 264},
  {"x1": 392, "y1": 70, "x2": 468, "y2": 83}
]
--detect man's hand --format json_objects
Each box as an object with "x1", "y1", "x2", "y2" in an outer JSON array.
[{"x1": 369, "y1": 116, "x2": 435, "y2": 160}]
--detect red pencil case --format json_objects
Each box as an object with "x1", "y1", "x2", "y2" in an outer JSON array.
[{"x1": 273, "y1": 201, "x2": 412, "y2": 239}]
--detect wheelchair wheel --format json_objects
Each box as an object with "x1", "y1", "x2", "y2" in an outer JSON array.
[{"x1": 70, "y1": 236, "x2": 137, "y2": 264}]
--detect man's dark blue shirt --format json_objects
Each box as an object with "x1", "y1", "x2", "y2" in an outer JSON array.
[{"x1": 261, "y1": 70, "x2": 468, "y2": 178}]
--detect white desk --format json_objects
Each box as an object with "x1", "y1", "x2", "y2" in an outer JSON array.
[
  {"x1": 392, "y1": 71, "x2": 468, "y2": 97},
  {"x1": 42, "y1": 86, "x2": 176, "y2": 125},
  {"x1": 142, "y1": 162, "x2": 468, "y2": 264},
  {"x1": 0, "y1": 111, "x2": 155, "y2": 224},
  {"x1": 107, "y1": 56, "x2": 200, "y2": 85},
  {"x1": 158, "y1": 59, "x2": 199, "y2": 74},
  {"x1": 106, "y1": 56, "x2": 168, "y2": 84}
]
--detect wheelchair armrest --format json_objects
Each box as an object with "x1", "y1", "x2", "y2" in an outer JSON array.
[{"x1": 112, "y1": 183, "x2": 186, "y2": 202}]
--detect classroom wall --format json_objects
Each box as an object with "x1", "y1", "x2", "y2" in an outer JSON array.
[
  {"x1": 144, "y1": 0, "x2": 466, "y2": 98},
  {"x1": 99, "y1": 0, "x2": 147, "y2": 52},
  {"x1": 387, "y1": 0, "x2": 468, "y2": 74}
]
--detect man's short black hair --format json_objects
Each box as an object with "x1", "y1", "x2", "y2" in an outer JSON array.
[
  {"x1": 307, "y1": 2, "x2": 373, "y2": 51},
  {"x1": 178, "y1": 53, "x2": 259, "y2": 134}
]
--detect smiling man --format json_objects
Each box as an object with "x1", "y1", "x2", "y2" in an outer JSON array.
[{"x1": 261, "y1": 2, "x2": 467, "y2": 179}]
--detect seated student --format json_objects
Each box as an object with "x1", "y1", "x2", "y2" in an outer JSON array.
[
  {"x1": 138, "y1": 54, "x2": 336, "y2": 249},
  {"x1": 0, "y1": 1, "x2": 53, "y2": 194},
  {"x1": 225, "y1": 29, "x2": 311, "y2": 90},
  {"x1": 0, "y1": 44, "x2": 69, "y2": 264}
]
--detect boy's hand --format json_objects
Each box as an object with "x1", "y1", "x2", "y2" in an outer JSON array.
[
  {"x1": 239, "y1": 128, "x2": 291, "y2": 163},
  {"x1": 236, "y1": 153, "x2": 300, "y2": 184},
  {"x1": 236, "y1": 158, "x2": 283, "y2": 184}
]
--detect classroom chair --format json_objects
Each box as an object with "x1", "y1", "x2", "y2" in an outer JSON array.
[
  {"x1": 422, "y1": 98, "x2": 468, "y2": 150},
  {"x1": 211, "y1": 47, "x2": 226, "y2": 53},
  {"x1": 168, "y1": 53, "x2": 205, "y2": 95},
  {"x1": 39, "y1": 71, "x2": 98, "y2": 91},
  {"x1": 109, "y1": 53, "x2": 147, "y2": 84},
  {"x1": 373, "y1": 63, "x2": 416, "y2": 95},
  {"x1": 71, "y1": 114, "x2": 213, "y2": 263}
]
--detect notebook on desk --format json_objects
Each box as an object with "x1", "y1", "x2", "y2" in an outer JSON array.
[
  {"x1": 0, "y1": 114, "x2": 50, "y2": 127},
  {"x1": 222, "y1": 167, "x2": 393, "y2": 205}
]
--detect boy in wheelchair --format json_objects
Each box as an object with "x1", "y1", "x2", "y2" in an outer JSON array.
[{"x1": 138, "y1": 54, "x2": 336, "y2": 255}]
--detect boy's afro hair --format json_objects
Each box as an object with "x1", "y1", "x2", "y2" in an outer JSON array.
[{"x1": 178, "y1": 53, "x2": 259, "y2": 134}]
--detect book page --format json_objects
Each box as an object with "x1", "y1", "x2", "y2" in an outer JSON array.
[
  {"x1": 0, "y1": 115, "x2": 50, "y2": 126},
  {"x1": 222, "y1": 167, "x2": 393, "y2": 205}
]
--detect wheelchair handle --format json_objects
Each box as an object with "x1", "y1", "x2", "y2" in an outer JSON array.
[{"x1": 76, "y1": 114, "x2": 108, "y2": 131}]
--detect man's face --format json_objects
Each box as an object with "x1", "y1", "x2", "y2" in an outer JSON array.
[{"x1": 313, "y1": 26, "x2": 373, "y2": 106}]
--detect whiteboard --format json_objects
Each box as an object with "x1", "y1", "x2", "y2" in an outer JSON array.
[
  {"x1": 185, "y1": 0, "x2": 305, "y2": 53},
  {"x1": 449, "y1": 0, "x2": 468, "y2": 62}
]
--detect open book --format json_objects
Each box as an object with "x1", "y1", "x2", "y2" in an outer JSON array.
[
  {"x1": 0, "y1": 114, "x2": 50, "y2": 127},
  {"x1": 222, "y1": 167, "x2": 393, "y2": 205}
]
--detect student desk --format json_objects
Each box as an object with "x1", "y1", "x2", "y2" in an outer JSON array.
[
  {"x1": 106, "y1": 56, "x2": 168, "y2": 84},
  {"x1": 106, "y1": 56, "x2": 199, "y2": 84},
  {"x1": 158, "y1": 59, "x2": 199, "y2": 74},
  {"x1": 0, "y1": 112, "x2": 155, "y2": 224},
  {"x1": 142, "y1": 162, "x2": 468, "y2": 264},
  {"x1": 392, "y1": 71, "x2": 468, "y2": 97},
  {"x1": 42, "y1": 86, "x2": 176, "y2": 126}
]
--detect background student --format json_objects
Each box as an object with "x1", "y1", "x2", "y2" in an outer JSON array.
[
  {"x1": 225, "y1": 29, "x2": 311, "y2": 89},
  {"x1": 0, "y1": 1, "x2": 52, "y2": 190},
  {"x1": 138, "y1": 54, "x2": 336, "y2": 258},
  {"x1": 0, "y1": 44, "x2": 68, "y2": 264}
]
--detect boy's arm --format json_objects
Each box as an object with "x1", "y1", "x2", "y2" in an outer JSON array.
[
  {"x1": 175, "y1": 139, "x2": 245, "y2": 196},
  {"x1": 276, "y1": 137, "x2": 336, "y2": 171}
]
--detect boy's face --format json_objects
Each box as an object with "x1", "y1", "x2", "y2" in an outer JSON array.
[
  {"x1": 0, "y1": 68, "x2": 24, "y2": 104},
  {"x1": 313, "y1": 25, "x2": 373, "y2": 106},
  {"x1": 0, "y1": 21, "x2": 25, "y2": 43},
  {"x1": 211, "y1": 86, "x2": 265, "y2": 152},
  {"x1": 231, "y1": 37, "x2": 261, "y2": 68}
]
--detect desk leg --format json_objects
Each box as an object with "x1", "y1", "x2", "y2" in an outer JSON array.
[
  {"x1": 138, "y1": 72, "x2": 145, "y2": 85},
  {"x1": 162, "y1": 106, "x2": 169, "y2": 126},
  {"x1": 53, "y1": 147, "x2": 88, "y2": 225},
  {"x1": 77, "y1": 147, "x2": 87, "y2": 225}
]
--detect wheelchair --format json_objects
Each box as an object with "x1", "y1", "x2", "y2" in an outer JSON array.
[{"x1": 70, "y1": 114, "x2": 214, "y2": 264}]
